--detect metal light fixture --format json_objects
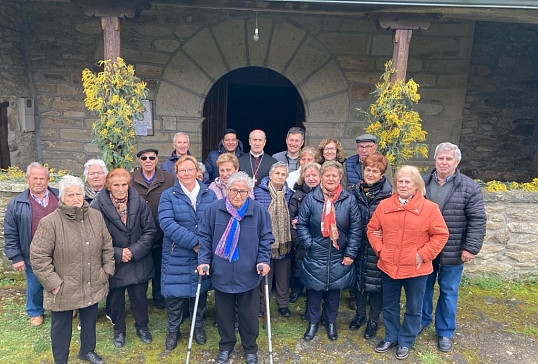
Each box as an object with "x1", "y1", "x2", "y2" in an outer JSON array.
[{"x1": 253, "y1": 12, "x2": 259, "y2": 42}]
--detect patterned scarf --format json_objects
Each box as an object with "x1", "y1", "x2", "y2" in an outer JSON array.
[
  {"x1": 268, "y1": 182, "x2": 292, "y2": 258},
  {"x1": 215, "y1": 197, "x2": 248, "y2": 262},
  {"x1": 321, "y1": 183, "x2": 342, "y2": 250},
  {"x1": 110, "y1": 191, "x2": 128, "y2": 225},
  {"x1": 360, "y1": 177, "x2": 386, "y2": 201}
]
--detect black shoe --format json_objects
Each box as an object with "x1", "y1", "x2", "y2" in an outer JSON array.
[
  {"x1": 78, "y1": 351, "x2": 104, "y2": 364},
  {"x1": 363, "y1": 321, "x2": 378, "y2": 339},
  {"x1": 136, "y1": 328, "x2": 152, "y2": 344},
  {"x1": 349, "y1": 297, "x2": 357, "y2": 311},
  {"x1": 326, "y1": 322, "x2": 338, "y2": 341},
  {"x1": 245, "y1": 353, "x2": 258, "y2": 364},
  {"x1": 303, "y1": 322, "x2": 318, "y2": 341},
  {"x1": 153, "y1": 299, "x2": 166, "y2": 309},
  {"x1": 438, "y1": 336, "x2": 452, "y2": 352},
  {"x1": 278, "y1": 307, "x2": 291, "y2": 317},
  {"x1": 165, "y1": 331, "x2": 180, "y2": 351},
  {"x1": 375, "y1": 340, "x2": 397, "y2": 353},
  {"x1": 349, "y1": 315, "x2": 366, "y2": 331},
  {"x1": 289, "y1": 292, "x2": 299, "y2": 303},
  {"x1": 396, "y1": 346, "x2": 409, "y2": 359},
  {"x1": 194, "y1": 327, "x2": 207, "y2": 345},
  {"x1": 113, "y1": 332, "x2": 125, "y2": 348},
  {"x1": 216, "y1": 350, "x2": 232, "y2": 363},
  {"x1": 418, "y1": 323, "x2": 430, "y2": 336}
]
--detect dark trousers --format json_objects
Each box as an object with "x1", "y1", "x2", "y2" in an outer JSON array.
[
  {"x1": 151, "y1": 245, "x2": 164, "y2": 304},
  {"x1": 307, "y1": 289, "x2": 340, "y2": 324},
  {"x1": 51, "y1": 303, "x2": 98, "y2": 364},
  {"x1": 167, "y1": 293, "x2": 207, "y2": 333},
  {"x1": 356, "y1": 290, "x2": 383, "y2": 324},
  {"x1": 261, "y1": 258, "x2": 291, "y2": 308},
  {"x1": 382, "y1": 272, "x2": 428, "y2": 348},
  {"x1": 109, "y1": 282, "x2": 149, "y2": 334},
  {"x1": 215, "y1": 287, "x2": 259, "y2": 355}
]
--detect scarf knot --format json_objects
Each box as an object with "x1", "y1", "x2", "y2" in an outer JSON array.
[
  {"x1": 215, "y1": 197, "x2": 248, "y2": 262},
  {"x1": 321, "y1": 183, "x2": 342, "y2": 250},
  {"x1": 110, "y1": 191, "x2": 128, "y2": 225}
]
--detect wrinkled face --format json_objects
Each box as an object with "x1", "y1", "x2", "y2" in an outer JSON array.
[
  {"x1": 299, "y1": 153, "x2": 314, "y2": 166},
  {"x1": 27, "y1": 167, "x2": 48, "y2": 196},
  {"x1": 396, "y1": 173, "x2": 418, "y2": 200},
  {"x1": 227, "y1": 180, "x2": 250, "y2": 208},
  {"x1": 269, "y1": 166, "x2": 288, "y2": 189},
  {"x1": 173, "y1": 134, "x2": 190, "y2": 156},
  {"x1": 363, "y1": 165, "x2": 383, "y2": 185},
  {"x1": 139, "y1": 152, "x2": 158, "y2": 175},
  {"x1": 322, "y1": 142, "x2": 337, "y2": 161},
  {"x1": 222, "y1": 133, "x2": 238, "y2": 153},
  {"x1": 286, "y1": 133, "x2": 304, "y2": 154},
  {"x1": 218, "y1": 161, "x2": 238, "y2": 184},
  {"x1": 108, "y1": 175, "x2": 129, "y2": 200},
  {"x1": 87, "y1": 164, "x2": 106, "y2": 191},
  {"x1": 357, "y1": 141, "x2": 377, "y2": 163},
  {"x1": 304, "y1": 167, "x2": 321, "y2": 188},
  {"x1": 249, "y1": 130, "x2": 266, "y2": 155},
  {"x1": 321, "y1": 167, "x2": 341, "y2": 191},
  {"x1": 176, "y1": 160, "x2": 197, "y2": 186},
  {"x1": 435, "y1": 150, "x2": 459, "y2": 179},
  {"x1": 62, "y1": 186, "x2": 84, "y2": 207}
]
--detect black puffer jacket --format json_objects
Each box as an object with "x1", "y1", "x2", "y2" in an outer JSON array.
[
  {"x1": 424, "y1": 169, "x2": 486, "y2": 266},
  {"x1": 351, "y1": 177, "x2": 392, "y2": 294},
  {"x1": 91, "y1": 187, "x2": 156, "y2": 288},
  {"x1": 296, "y1": 186, "x2": 361, "y2": 291},
  {"x1": 289, "y1": 183, "x2": 316, "y2": 279}
]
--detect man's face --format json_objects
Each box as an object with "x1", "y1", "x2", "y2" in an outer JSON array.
[
  {"x1": 222, "y1": 133, "x2": 238, "y2": 153},
  {"x1": 173, "y1": 134, "x2": 190, "y2": 156},
  {"x1": 249, "y1": 130, "x2": 266, "y2": 154},
  {"x1": 26, "y1": 167, "x2": 48, "y2": 195},
  {"x1": 87, "y1": 164, "x2": 106, "y2": 191},
  {"x1": 286, "y1": 133, "x2": 304, "y2": 154},
  {"x1": 139, "y1": 152, "x2": 158, "y2": 175},
  {"x1": 356, "y1": 141, "x2": 377, "y2": 163},
  {"x1": 435, "y1": 150, "x2": 459, "y2": 178}
]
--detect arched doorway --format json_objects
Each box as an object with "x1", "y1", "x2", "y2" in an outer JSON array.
[{"x1": 202, "y1": 67, "x2": 305, "y2": 159}]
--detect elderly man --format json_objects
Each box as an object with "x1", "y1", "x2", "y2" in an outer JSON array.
[
  {"x1": 3, "y1": 162, "x2": 59, "y2": 326},
  {"x1": 161, "y1": 132, "x2": 191, "y2": 175},
  {"x1": 238, "y1": 129, "x2": 277, "y2": 187},
  {"x1": 131, "y1": 147, "x2": 175, "y2": 309},
  {"x1": 83, "y1": 159, "x2": 108, "y2": 203},
  {"x1": 345, "y1": 133, "x2": 392, "y2": 187},
  {"x1": 204, "y1": 128, "x2": 244, "y2": 182},
  {"x1": 272, "y1": 127, "x2": 305, "y2": 173},
  {"x1": 420, "y1": 142, "x2": 486, "y2": 352}
]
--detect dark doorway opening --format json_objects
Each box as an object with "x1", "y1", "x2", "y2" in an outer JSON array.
[
  {"x1": 0, "y1": 101, "x2": 10, "y2": 169},
  {"x1": 202, "y1": 67, "x2": 305, "y2": 160}
]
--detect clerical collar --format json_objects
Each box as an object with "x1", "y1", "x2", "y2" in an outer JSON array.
[{"x1": 250, "y1": 151, "x2": 264, "y2": 158}]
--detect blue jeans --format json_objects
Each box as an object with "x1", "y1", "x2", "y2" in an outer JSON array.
[
  {"x1": 421, "y1": 260, "x2": 464, "y2": 338},
  {"x1": 25, "y1": 264, "x2": 44, "y2": 317},
  {"x1": 382, "y1": 272, "x2": 428, "y2": 348}
]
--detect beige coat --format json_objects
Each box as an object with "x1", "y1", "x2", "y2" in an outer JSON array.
[{"x1": 30, "y1": 201, "x2": 115, "y2": 311}]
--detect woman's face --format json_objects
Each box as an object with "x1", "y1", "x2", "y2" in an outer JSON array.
[
  {"x1": 87, "y1": 164, "x2": 106, "y2": 191},
  {"x1": 108, "y1": 175, "x2": 129, "y2": 200},
  {"x1": 396, "y1": 172, "x2": 418, "y2": 200},
  {"x1": 218, "y1": 161, "x2": 238, "y2": 184},
  {"x1": 62, "y1": 186, "x2": 84, "y2": 207},
  {"x1": 176, "y1": 160, "x2": 197, "y2": 186},
  {"x1": 299, "y1": 153, "x2": 315, "y2": 166},
  {"x1": 304, "y1": 167, "x2": 321, "y2": 188},
  {"x1": 227, "y1": 181, "x2": 250, "y2": 208},
  {"x1": 322, "y1": 142, "x2": 337, "y2": 161},
  {"x1": 269, "y1": 167, "x2": 288, "y2": 189},
  {"x1": 321, "y1": 167, "x2": 341, "y2": 192},
  {"x1": 363, "y1": 165, "x2": 383, "y2": 185}
]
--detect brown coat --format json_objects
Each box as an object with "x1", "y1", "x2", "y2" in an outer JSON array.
[
  {"x1": 367, "y1": 191, "x2": 449, "y2": 280},
  {"x1": 30, "y1": 201, "x2": 115, "y2": 311}
]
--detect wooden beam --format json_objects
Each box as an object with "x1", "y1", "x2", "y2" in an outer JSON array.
[
  {"x1": 392, "y1": 29, "x2": 413, "y2": 82},
  {"x1": 101, "y1": 17, "x2": 121, "y2": 63}
]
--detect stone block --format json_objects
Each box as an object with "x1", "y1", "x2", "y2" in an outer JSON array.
[
  {"x1": 350, "y1": 85, "x2": 373, "y2": 100},
  {"x1": 318, "y1": 33, "x2": 366, "y2": 55},
  {"x1": 175, "y1": 24, "x2": 200, "y2": 38},
  {"x1": 40, "y1": 128, "x2": 58, "y2": 139},
  {"x1": 57, "y1": 83, "x2": 79, "y2": 96},
  {"x1": 183, "y1": 28, "x2": 226, "y2": 80},
  {"x1": 290, "y1": 16, "x2": 322, "y2": 34},
  {"x1": 267, "y1": 22, "x2": 306, "y2": 73},
  {"x1": 59, "y1": 128, "x2": 92, "y2": 140},
  {"x1": 156, "y1": 82, "x2": 203, "y2": 117},
  {"x1": 162, "y1": 117, "x2": 177, "y2": 130},
  {"x1": 507, "y1": 222, "x2": 538, "y2": 234},
  {"x1": 133, "y1": 25, "x2": 173, "y2": 37},
  {"x1": 345, "y1": 71, "x2": 381, "y2": 85},
  {"x1": 41, "y1": 117, "x2": 77, "y2": 127},
  {"x1": 75, "y1": 22, "x2": 102, "y2": 35},
  {"x1": 414, "y1": 103, "x2": 443, "y2": 116},
  {"x1": 285, "y1": 37, "x2": 331, "y2": 84},
  {"x1": 498, "y1": 57, "x2": 516, "y2": 68},
  {"x1": 35, "y1": 82, "x2": 55, "y2": 92},
  {"x1": 51, "y1": 97, "x2": 85, "y2": 110},
  {"x1": 154, "y1": 39, "x2": 180, "y2": 53},
  {"x1": 62, "y1": 110, "x2": 86, "y2": 118},
  {"x1": 412, "y1": 36, "x2": 459, "y2": 58},
  {"x1": 163, "y1": 52, "x2": 211, "y2": 95},
  {"x1": 301, "y1": 61, "x2": 348, "y2": 101},
  {"x1": 337, "y1": 56, "x2": 374, "y2": 70},
  {"x1": 212, "y1": 18, "x2": 247, "y2": 71},
  {"x1": 508, "y1": 234, "x2": 538, "y2": 245},
  {"x1": 306, "y1": 93, "x2": 349, "y2": 125},
  {"x1": 43, "y1": 150, "x2": 86, "y2": 162},
  {"x1": 136, "y1": 64, "x2": 163, "y2": 78},
  {"x1": 412, "y1": 74, "x2": 436, "y2": 87},
  {"x1": 423, "y1": 60, "x2": 470, "y2": 74},
  {"x1": 438, "y1": 75, "x2": 469, "y2": 88},
  {"x1": 41, "y1": 111, "x2": 61, "y2": 117},
  {"x1": 122, "y1": 49, "x2": 170, "y2": 65},
  {"x1": 44, "y1": 141, "x2": 83, "y2": 150},
  {"x1": 84, "y1": 143, "x2": 99, "y2": 153},
  {"x1": 371, "y1": 35, "x2": 393, "y2": 56},
  {"x1": 423, "y1": 22, "x2": 474, "y2": 37}
]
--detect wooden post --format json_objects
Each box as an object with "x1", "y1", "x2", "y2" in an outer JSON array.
[
  {"x1": 101, "y1": 17, "x2": 121, "y2": 63},
  {"x1": 392, "y1": 29, "x2": 413, "y2": 82}
]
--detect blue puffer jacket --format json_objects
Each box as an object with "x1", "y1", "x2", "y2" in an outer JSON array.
[
  {"x1": 204, "y1": 140, "x2": 244, "y2": 183},
  {"x1": 297, "y1": 186, "x2": 361, "y2": 291},
  {"x1": 254, "y1": 176, "x2": 293, "y2": 259},
  {"x1": 158, "y1": 180, "x2": 216, "y2": 298},
  {"x1": 345, "y1": 155, "x2": 362, "y2": 187}
]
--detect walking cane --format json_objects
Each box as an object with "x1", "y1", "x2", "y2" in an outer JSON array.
[
  {"x1": 186, "y1": 266, "x2": 207, "y2": 364},
  {"x1": 258, "y1": 264, "x2": 274, "y2": 364}
]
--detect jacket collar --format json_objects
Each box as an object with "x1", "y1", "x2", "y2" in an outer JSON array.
[
  {"x1": 217, "y1": 196, "x2": 255, "y2": 216},
  {"x1": 383, "y1": 191, "x2": 426, "y2": 215}
]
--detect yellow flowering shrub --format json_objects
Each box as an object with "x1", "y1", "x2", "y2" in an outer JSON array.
[
  {"x1": 0, "y1": 165, "x2": 68, "y2": 182},
  {"x1": 362, "y1": 61, "x2": 428, "y2": 173},
  {"x1": 479, "y1": 178, "x2": 538, "y2": 192},
  {"x1": 82, "y1": 57, "x2": 147, "y2": 170}
]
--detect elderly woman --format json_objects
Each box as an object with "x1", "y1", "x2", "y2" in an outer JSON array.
[
  {"x1": 368, "y1": 166, "x2": 449, "y2": 360},
  {"x1": 83, "y1": 159, "x2": 108, "y2": 204},
  {"x1": 208, "y1": 153, "x2": 240, "y2": 199},
  {"x1": 286, "y1": 146, "x2": 318, "y2": 190},
  {"x1": 91, "y1": 168, "x2": 156, "y2": 348},
  {"x1": 349, "y1": 154, "x2": 393, "y2": 339},
  {"x1": 198, "y1": 172, "x2": 272, "y2": 364},
  {"x1": 158, "y1": 155, "x2": 217, "y2": 351},
  {"x1": 254, "y1": 161, "x2": 294, "y2": 317},
  {"x1": 31, "y1": 175, "x2": 114, "y2": 364},
  {"x1": 288, "y1": 162, "x2": 321, "y2": 305},
  {"x1": 297, "y1": 161, "x2": 361, "y2": 341}
]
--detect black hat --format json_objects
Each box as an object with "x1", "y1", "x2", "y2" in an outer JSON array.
[
  {"x1": 136, "y1": 147, "x2": 159, "y2": 158},
  {"x1": 355, "y1": 134, "x2": 378, "y2": 143}
]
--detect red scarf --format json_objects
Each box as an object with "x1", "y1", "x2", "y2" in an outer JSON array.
[{"x1": 321, "y1": 183, "x2": 342, "y2": 250}]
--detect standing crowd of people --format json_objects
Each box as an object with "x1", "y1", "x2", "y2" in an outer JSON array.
[{"x1": 3, "y1": 126, "x2": 486, "y2": 364}]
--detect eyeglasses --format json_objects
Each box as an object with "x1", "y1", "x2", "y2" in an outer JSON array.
[
  {"x1": 140, "y1": 156, "x2": 157, "y2": 161},
  {"x1": 177, "y1": 168, "x2": 196, "y2": 174},
  {"x1": 324, "y1": 147, "x2": 337, "y2": 152},
  {"x1": 88, "y1": 172, "x2": 104, "y2": 176},
  {"x1": 228, "y1": 188, "x2": 249, "y2": 196},
  {"x1": 357, "y1": 144, "x2": 375, "y2": 150}
]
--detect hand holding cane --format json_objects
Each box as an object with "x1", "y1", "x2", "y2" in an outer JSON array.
[
  {"x1": 186, "y1": 265, "x2": 208, "y2": 364},
  {"x1": 258, "y1": 264, "x2": 274, "y2": 364}
]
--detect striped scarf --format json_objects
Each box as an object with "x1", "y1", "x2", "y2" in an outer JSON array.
[{"x1": 215, "y1": 197, "x2": 248, "y2": 262}]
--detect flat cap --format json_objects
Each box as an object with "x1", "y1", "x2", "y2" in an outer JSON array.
[
  {"x1": 136, "y1": 147, "x2": 159, "y2": 157},
  {"x1": 355, "y1": 134, "x2": 378, "y2": 143}
]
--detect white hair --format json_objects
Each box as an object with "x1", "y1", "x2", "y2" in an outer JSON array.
[
  {"x1": 173, "y1": 132, "x2": 190, "y2": 143},
  {"x1": 26, "y1": 162, "x2": 49, "y2": 178},
  {"x1": 227, "y1": 171, "x2": 254, "y2": 189},
  {"x1": 198, "y1": 162, "x2": 206, "y2": 174},
  {"x1": 83, "y1": 159, "x2": 108, "y2": 182},
  {"x1": 58, "y1": 175, "x2": 85, "y2": 200},
  {"x1": 434, "y1": 142, "x2": 462, "y2": 162},
  {"x1": 269, "y1": 161, "x2": 289, "y2": 175}
]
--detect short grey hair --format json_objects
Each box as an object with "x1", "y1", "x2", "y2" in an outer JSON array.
[
  {"x1": 173, "y1": 132, "x2": 190, "y2": 143},
  {"x1": 434, "y1": 142, "x2": 462, "y2": 162},
  {"x1": 286, "y1": 127, "x2": 305, "y2": 141},
  {"x1": 58, "y1": 175, "x2": 85, "y2": 200},
  {"x1": 320, "y1": 160, "x2": 344, "y2": 177},
  {"x1": 83, "y1": 159, "x2": 108, "y2": 182},
  {"x1": 26, "y1": 162, "x2": 49, "y2": 178},
  {"x1": 269, "y1": 161, "x2": 289, "y2": 175},
  {"x1": 227, "y1": 171, "x2": 254, "y2": 189},
  {"x1": 198, "y1": 162, "x2": 206, "y2": 174},
  {"x1": 393, "y1": 165, "x2": 426, "y2": 196}
]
